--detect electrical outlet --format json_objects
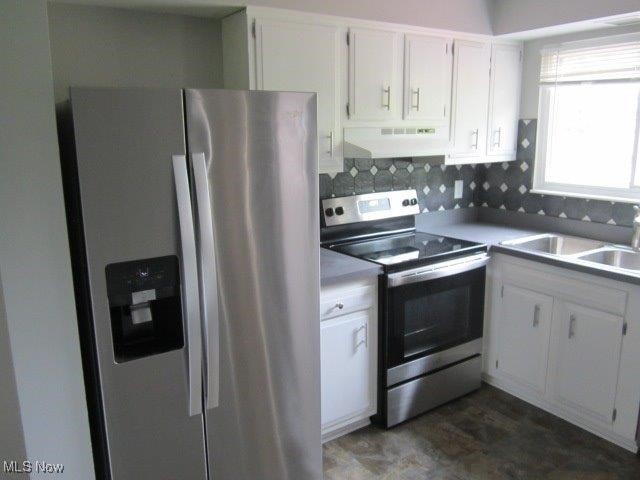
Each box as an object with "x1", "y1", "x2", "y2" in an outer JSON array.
[{"x1": 454, "y1": 180, "x2": 463, "y2": 199}]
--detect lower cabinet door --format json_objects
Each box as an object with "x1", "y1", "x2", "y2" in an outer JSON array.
[
  {"x1": 321, "y1": 310, "x2": 372, "y2": 430},
  {"x1": 497, "y1": 284, "x2": 553, "y2": 393},
  {"x1": 550, "y1": 301, "x2": 624, "y2": 424}
]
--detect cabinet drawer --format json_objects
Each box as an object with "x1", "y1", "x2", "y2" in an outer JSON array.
[{"x1": 321, "y1": 285, "x2": 375, "y2": 320}]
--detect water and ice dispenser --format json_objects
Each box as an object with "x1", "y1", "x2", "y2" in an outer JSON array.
[{"x1": 106, "y1": 255, "x2": 184, "y2": 362}]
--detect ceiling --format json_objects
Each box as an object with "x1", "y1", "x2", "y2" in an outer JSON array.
[
  {"x1": 48, "y1": 0, "x2": 640, "y2": 40},
  {"x1": 48, "y1": 0, "x2": 243, "y2": 18}
]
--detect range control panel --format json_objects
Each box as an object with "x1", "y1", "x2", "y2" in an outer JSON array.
[{"x1": 322, "y1": 189, "x2": 420, "y2": 227}]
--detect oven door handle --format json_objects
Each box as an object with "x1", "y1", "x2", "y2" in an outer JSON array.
[{"x1": 387, "y1": 253, "x2": 489, "y2": 288}]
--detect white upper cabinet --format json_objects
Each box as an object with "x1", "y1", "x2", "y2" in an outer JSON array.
[
  {"x1": 486, "y1": 43, "x2": 522, "y2": 160},
  {"x1": 549, "y1": 301, "x2": 624, "y2": 425},
  {"x1": 403, "y1": 34, "x2": 452, "y2": 124},
  {"x1": 449, "y1": 40, "x2": 491, "y2": 163},
  {"x1": 498, "y1": 284, "x2": 553, "y2": 395},
  {"x1": 222, "y1": 8, "x2": 523, "y2": 165},
  {"x1": 348, "y1": 27, "x2": 402, "y2": 121},
  {"x1": 255, "y1": 19, "x2": 342, "y2": 173}
]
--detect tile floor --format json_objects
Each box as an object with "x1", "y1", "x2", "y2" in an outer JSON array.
[{"x1": 323, "y1": 384, "x2": 640, "y2": 479}]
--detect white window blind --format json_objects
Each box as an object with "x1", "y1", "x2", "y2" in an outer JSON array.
[
  {"x1": 534, "y1": 33, "x2": 640, "y2": 203},
  {"x1": 540, "y1": 35, "x2": 640, "y2": 83}
]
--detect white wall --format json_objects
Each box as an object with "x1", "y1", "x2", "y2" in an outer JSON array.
[
  {"x1": 0, "y1": 1, "x2": 94, "y2": 478},
  {"x1": 48, "y1": 3, "x2": 223, "y2": 105},
  {"x1": 492, "y1": 0, "x2": 640, "y2": 36},
  {"x1": 51, "y1": 0, "x2": 495, "y2": 33},
  {"x1": 519, "y1": 24, "x2": 640, "y2": 118}
]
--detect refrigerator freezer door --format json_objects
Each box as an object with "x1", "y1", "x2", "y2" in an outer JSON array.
[
  {"x1": 172, "y1": 154, "x2": 204, "y2": 417},
  {"x1": 69, "y1": 88, "x2": 207, "y2": 479},
  {"x1": 190, "y1": 152, "x2": 220, "y2": 410},
  {"x1": 185, "y1": 89, "x2": 322, "y2": 480}
]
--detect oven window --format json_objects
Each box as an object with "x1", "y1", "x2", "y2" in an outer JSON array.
[
  {"x1": 388, "y1": 268, "x2": 485, "y2": 366},
  {"x1": 403, "y1": 285, "x2": 471, "y2": 358}
]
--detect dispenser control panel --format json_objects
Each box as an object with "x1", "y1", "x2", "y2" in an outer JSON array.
[{"x1": 105, "y1": 255, "x2": 183, "y2": 363}]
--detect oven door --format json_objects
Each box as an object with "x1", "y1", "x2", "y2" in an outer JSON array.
[{"x1": 385, "y1": 254, "x2": 488, "y2": 376}]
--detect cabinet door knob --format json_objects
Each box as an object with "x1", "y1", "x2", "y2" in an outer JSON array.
[
  {"x1": 568, "y1": 314, "x2": 576, "y2": 338},
  {"x1": 355, "y1": 323, "x2": 368, "y2": 348},
  {"x1": 493, "y1": 127, "x2": 502, "y2": 147},
  {"x1": 411, "y1": 88, "x2": 421, "y2": 110},
  {"x1": 533, "y1": 305, "x2": 540, "y2": 327},
  {"x1": 382, "y1": 86, "x2": 391, "y2": 110},
  {"x1": 336, "y1": 302, "x2": 344, "y2": 310},
  {"x1": 327, "y1": 131, "x2": 334, "y2": 155}
]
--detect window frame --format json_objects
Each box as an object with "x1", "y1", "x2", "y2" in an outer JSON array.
[{"x1": 532, "y1": 34, "x2": 640, "y2": 204}]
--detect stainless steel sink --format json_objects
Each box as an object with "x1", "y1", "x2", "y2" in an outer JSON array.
[
  {"x1": 501, "y1": 233, "x2": 604, "y2": 256},
  {"x1": 577, "y1": 247, "x2": 640, "y2": 271}
]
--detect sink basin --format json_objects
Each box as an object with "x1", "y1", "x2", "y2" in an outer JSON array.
[
  {"x1": 577, "y1": 248, "x2": 640, "y2": 271},
  {"x1": 501, "y1": 234, "x2": 604, "y2": 256}
]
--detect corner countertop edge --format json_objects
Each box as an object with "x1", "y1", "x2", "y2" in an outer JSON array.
[{"x1": 321, "y1": 247, "x2": 382, "y2": 287}]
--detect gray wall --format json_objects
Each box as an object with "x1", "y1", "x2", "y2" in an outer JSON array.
[
  {"x1": 0, "y1": 271, "x2": 27, "y2": 472},
  {"x1": 519, "y1": 24, "x2": 640, "y2": 118},
  {"x1": 50, "y1": 0, "x2": 494, "y2": 33},
  {"x1": 48, "y1": 3, "x2": 223, "y2": 105},
  {"x1": 492, "y1": 0, "x2": 640, "y2": 35},
  {"x1": 0, "y1": 1, "x2": 94, "y2": 478}
]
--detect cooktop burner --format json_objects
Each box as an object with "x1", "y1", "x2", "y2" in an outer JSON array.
[{"x1": 328, "y1": 231, "x2": 485, "y2": 269}]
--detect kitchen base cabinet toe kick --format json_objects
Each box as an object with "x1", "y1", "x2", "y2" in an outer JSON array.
[{"x1": 484, "y1": 253, "x2": 640, "y2": 453}]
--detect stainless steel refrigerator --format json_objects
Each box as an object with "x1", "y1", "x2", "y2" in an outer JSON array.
[{"x1": 62, "y1": 88, "x2": 321, "y2": 479}]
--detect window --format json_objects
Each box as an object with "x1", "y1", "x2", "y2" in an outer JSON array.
[{"x1": 534, "y1": 34, "x2": 640, "y2": 202}]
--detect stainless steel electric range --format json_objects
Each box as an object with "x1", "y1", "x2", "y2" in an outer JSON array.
[{"x1": 321, "y1": 189, "x2": 488, "y2": 428}]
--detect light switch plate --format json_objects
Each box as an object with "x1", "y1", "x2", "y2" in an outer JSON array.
[{"x1": 454, "y1": 180, "x2": 463, "y2": 199}]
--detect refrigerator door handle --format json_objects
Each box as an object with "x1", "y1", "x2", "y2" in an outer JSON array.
[
  {"x1": 172, "y1": 154, "x2": 203, "y2": 417},
  {"x1": 191, "y1": 152, "x2": 220, "y2": 410}
]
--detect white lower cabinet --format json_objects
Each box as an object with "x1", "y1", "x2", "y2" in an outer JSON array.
[
  {"x1": 321, "y1": 279, "x2": 377, "y2": 442},
  {"x1": 485, "y1": 254, "x2": 640, "y2": 452},
  {"x1": 497, "y1": 284, "x2": 553, "y2": 394},
  {"x1": 549, "y1": 301, "x2": 624, "y2": 425}
]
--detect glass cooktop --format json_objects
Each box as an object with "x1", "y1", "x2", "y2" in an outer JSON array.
[{"x1": 329, "y1": 231, "x2": 485, "y2": 268}]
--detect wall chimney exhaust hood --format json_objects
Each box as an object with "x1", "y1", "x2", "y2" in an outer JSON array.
[{"x1": 343, "y1": 127, "x2": 450, "y2": 159}]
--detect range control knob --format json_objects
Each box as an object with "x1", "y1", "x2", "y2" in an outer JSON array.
[
  {"x1": 325, "y1": 208, "x2": 334, "y2": 217},
  {"x1": 402, "y1": 199, "x2": 410, "y2": 207},
  {"x1": 335, "y1": 206, "x2": 345, "y2": 215},
  {"x1": 410, "y1": 198, "x2": 418, "y2": 206}
]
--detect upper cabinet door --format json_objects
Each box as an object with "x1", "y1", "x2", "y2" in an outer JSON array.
[
  {"x1": 348, "y1": 28, "x2": 402, "y2": 121},
  {"x1": 449, "y1": 40, "x2": 491, "y2": 163},
  {"x1": 403, "y1": 34, "x2": 452, "y2": 124},
  {"x1": 255, "y1": 19, "x2": 342, "y2": 173},
  {"x1": 487, "y1": 43, "x2": 522, "y2": 160}
]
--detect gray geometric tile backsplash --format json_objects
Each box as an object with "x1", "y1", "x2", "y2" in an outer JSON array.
[
  {"x1": 476, "y1": 119, "x2": 637, "y2": 227},
  {"x1": 319, "y1": 157, "x2": 478, "y2": 213},
  {"x1": 319, "y1": 119, "x2": 637, "y2": 227}
]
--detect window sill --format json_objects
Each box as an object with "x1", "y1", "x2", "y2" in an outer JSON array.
[{"x1": 530, "y1": 188, "x2": 640, "y2": 204}]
